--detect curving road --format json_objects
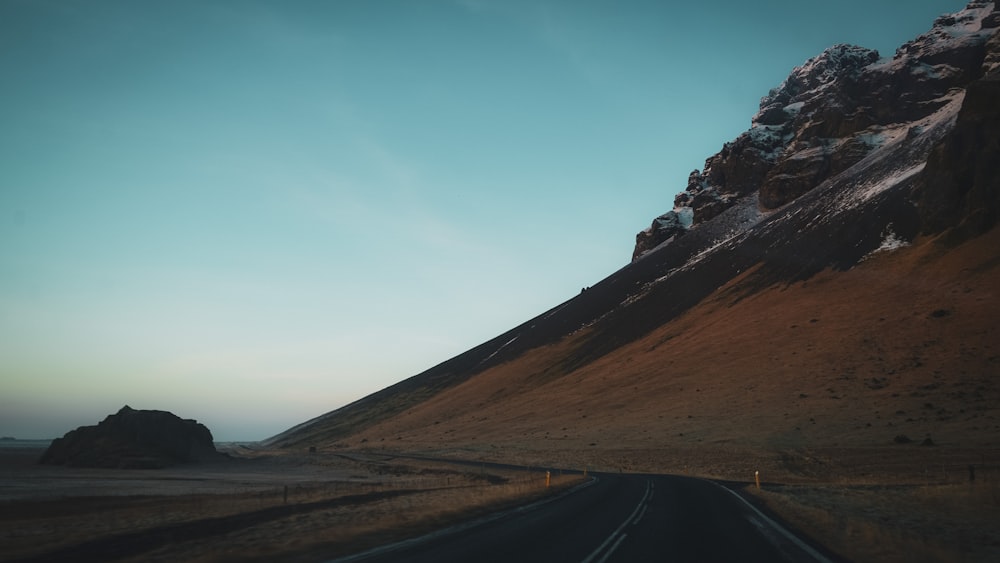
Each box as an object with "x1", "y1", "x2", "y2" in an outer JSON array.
[{"x1": 332, "y1": 473, "x2": 839, "y2": 563}]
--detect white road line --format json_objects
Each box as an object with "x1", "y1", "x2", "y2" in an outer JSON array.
[
  {"x1": 581, "y1": 480, "x2": 651, "y2": 563},
  {"x1": 595, "y1": 533, "x2": 628, "y2": 563},
  {"x1": 631, "y1": 503, "x2": 648, "y2": 526},
  {"x1": 581, "y1": 524, "x2": 625, "y2": 563},
  {"x1": 715, "y1": 484, "x2": 833, "y2": 563}
]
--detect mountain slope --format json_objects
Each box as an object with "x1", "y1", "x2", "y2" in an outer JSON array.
[
  {"x1": 266, "y1": 2, "x2": 1000, "y2": 473},
  {"x1": 269, "y1": 224, "x2": 999, "y2": 480}
]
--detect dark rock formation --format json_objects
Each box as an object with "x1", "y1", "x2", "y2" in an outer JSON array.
[
  {"x1": 633, "y1": 208, "x2": 689, "y2": 260},
  {"x1": 917, "y1": 30, "x2": 1000, "y2": 242},
  {"x1": 633, "y1": 1, "x2": 1000, "y2": 260},
  {"x1": 40, "y1": 406, "x2": 220, "y2": 468}
]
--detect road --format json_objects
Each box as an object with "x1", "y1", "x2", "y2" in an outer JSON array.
[{"x1": 332, "y1": 473, "x2": 838, "y2": 563}]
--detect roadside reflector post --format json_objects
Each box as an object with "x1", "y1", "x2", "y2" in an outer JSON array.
[
  {"x1": 546, "y1": 470, "x2": 551, "y2": 488},
  {"x1": 755, "y1": 470, "x2": 761, "y2": 490},
  {"x1": 583, "y1": 466, "x2": 588, "y2": 478}
]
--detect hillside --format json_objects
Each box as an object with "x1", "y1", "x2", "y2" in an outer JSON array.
[{"x1": 265, "y1": 2, "x2": 1000, "y2": 480}]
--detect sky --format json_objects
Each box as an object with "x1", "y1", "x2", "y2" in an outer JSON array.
[{"x1": 0, "y1": 0, "x2": 967, "y2": 441}]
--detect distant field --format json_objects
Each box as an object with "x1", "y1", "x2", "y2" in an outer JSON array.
[
  {"x1": 0, "y1": 447, "x2": 582, "y2": 562},
  {"x1": 0, "y1": 439, "x2": 52, "y2": 449}
]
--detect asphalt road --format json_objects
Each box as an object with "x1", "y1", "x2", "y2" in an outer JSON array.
[{"x1": 332, "y1": 473, "x2": 837, "y2": 563}]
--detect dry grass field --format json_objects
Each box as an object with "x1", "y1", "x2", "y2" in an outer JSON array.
[
  {"x1": 0, "y1": 447, "x2": 582, "y2": 562},
  {"x1": 333, "y1": 229, "x2": 999, "y2": 458},
  {"x1": 749, "y1": 479, "x2": 1000, "y2": 563}
]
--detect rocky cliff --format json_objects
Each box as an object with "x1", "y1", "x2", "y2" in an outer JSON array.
[
  {"x1": 635, "y1": 1, "x2": 1000, "y2": 259},
  {"x1": 40, "y1": 406, "x2": 220, "y2": 468}
]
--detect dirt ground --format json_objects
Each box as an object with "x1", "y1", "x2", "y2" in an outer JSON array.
[
  {"x1": 748, "y1": 479, "x2": 1000, "y2": 563},
  {"x1": 0, "y1": 446, "x2": 581, "y2": 562}
]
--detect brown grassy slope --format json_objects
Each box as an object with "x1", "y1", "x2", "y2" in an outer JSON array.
[{"x1": 331, "y1": 227, "x2": 999, "y2": 477}]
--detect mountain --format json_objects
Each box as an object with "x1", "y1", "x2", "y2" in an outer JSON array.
[{"x1": 266, "y1": 3, "x2": 999, "y2": 475}]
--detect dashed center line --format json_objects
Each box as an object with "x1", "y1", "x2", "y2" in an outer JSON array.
[{"x1": 581, "y1": 480, "x2": 652, "y2": 563}]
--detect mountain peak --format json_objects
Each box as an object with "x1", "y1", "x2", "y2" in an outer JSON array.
[
  {"x1": 633, "y1": 1, "x2": 999, "y2": 260},
  {"x1": 753, "y1": 44, "x2": 879, "y2": 128}
]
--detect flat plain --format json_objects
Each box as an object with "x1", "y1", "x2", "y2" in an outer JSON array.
[{"x1": 0, "y1": 446, "x2": 581, "y2": 562}]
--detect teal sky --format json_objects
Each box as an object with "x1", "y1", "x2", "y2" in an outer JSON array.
[{"x1": 1, "y1": 0, "x2": 965, "y2": 441}]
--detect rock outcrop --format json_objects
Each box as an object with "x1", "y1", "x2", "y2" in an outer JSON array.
[
  {"x1": 632, "y1": 207, "x2": 691, "y2": 260},
  {"x1": 917, "y1": 27, "x2": 1000, "y2": 242},
  {"x1": 634, "y1": 1, "x2": 1000, "y2": 260},
  {"x1": 40, "y1": 406, "x2": 220, "y2": 468}
]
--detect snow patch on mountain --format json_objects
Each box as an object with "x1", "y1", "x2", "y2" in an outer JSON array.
[
  {"x1": 864, "y1": 224, "x2": 911, "y2": 259},
  {"x1": 481, "y1": 335, "x2": 520, "y2": 365}
]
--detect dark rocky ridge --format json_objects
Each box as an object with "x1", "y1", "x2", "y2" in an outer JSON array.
[
  {"x1": 916, "y1": 37, "x2": 1000, "y2": 242},
  {"x1": 41, "y1": 406, "x2": 220, "y2": 469},
  {"x1": 634, "y1": 1, "x2": 1000, "y2": 260}
]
